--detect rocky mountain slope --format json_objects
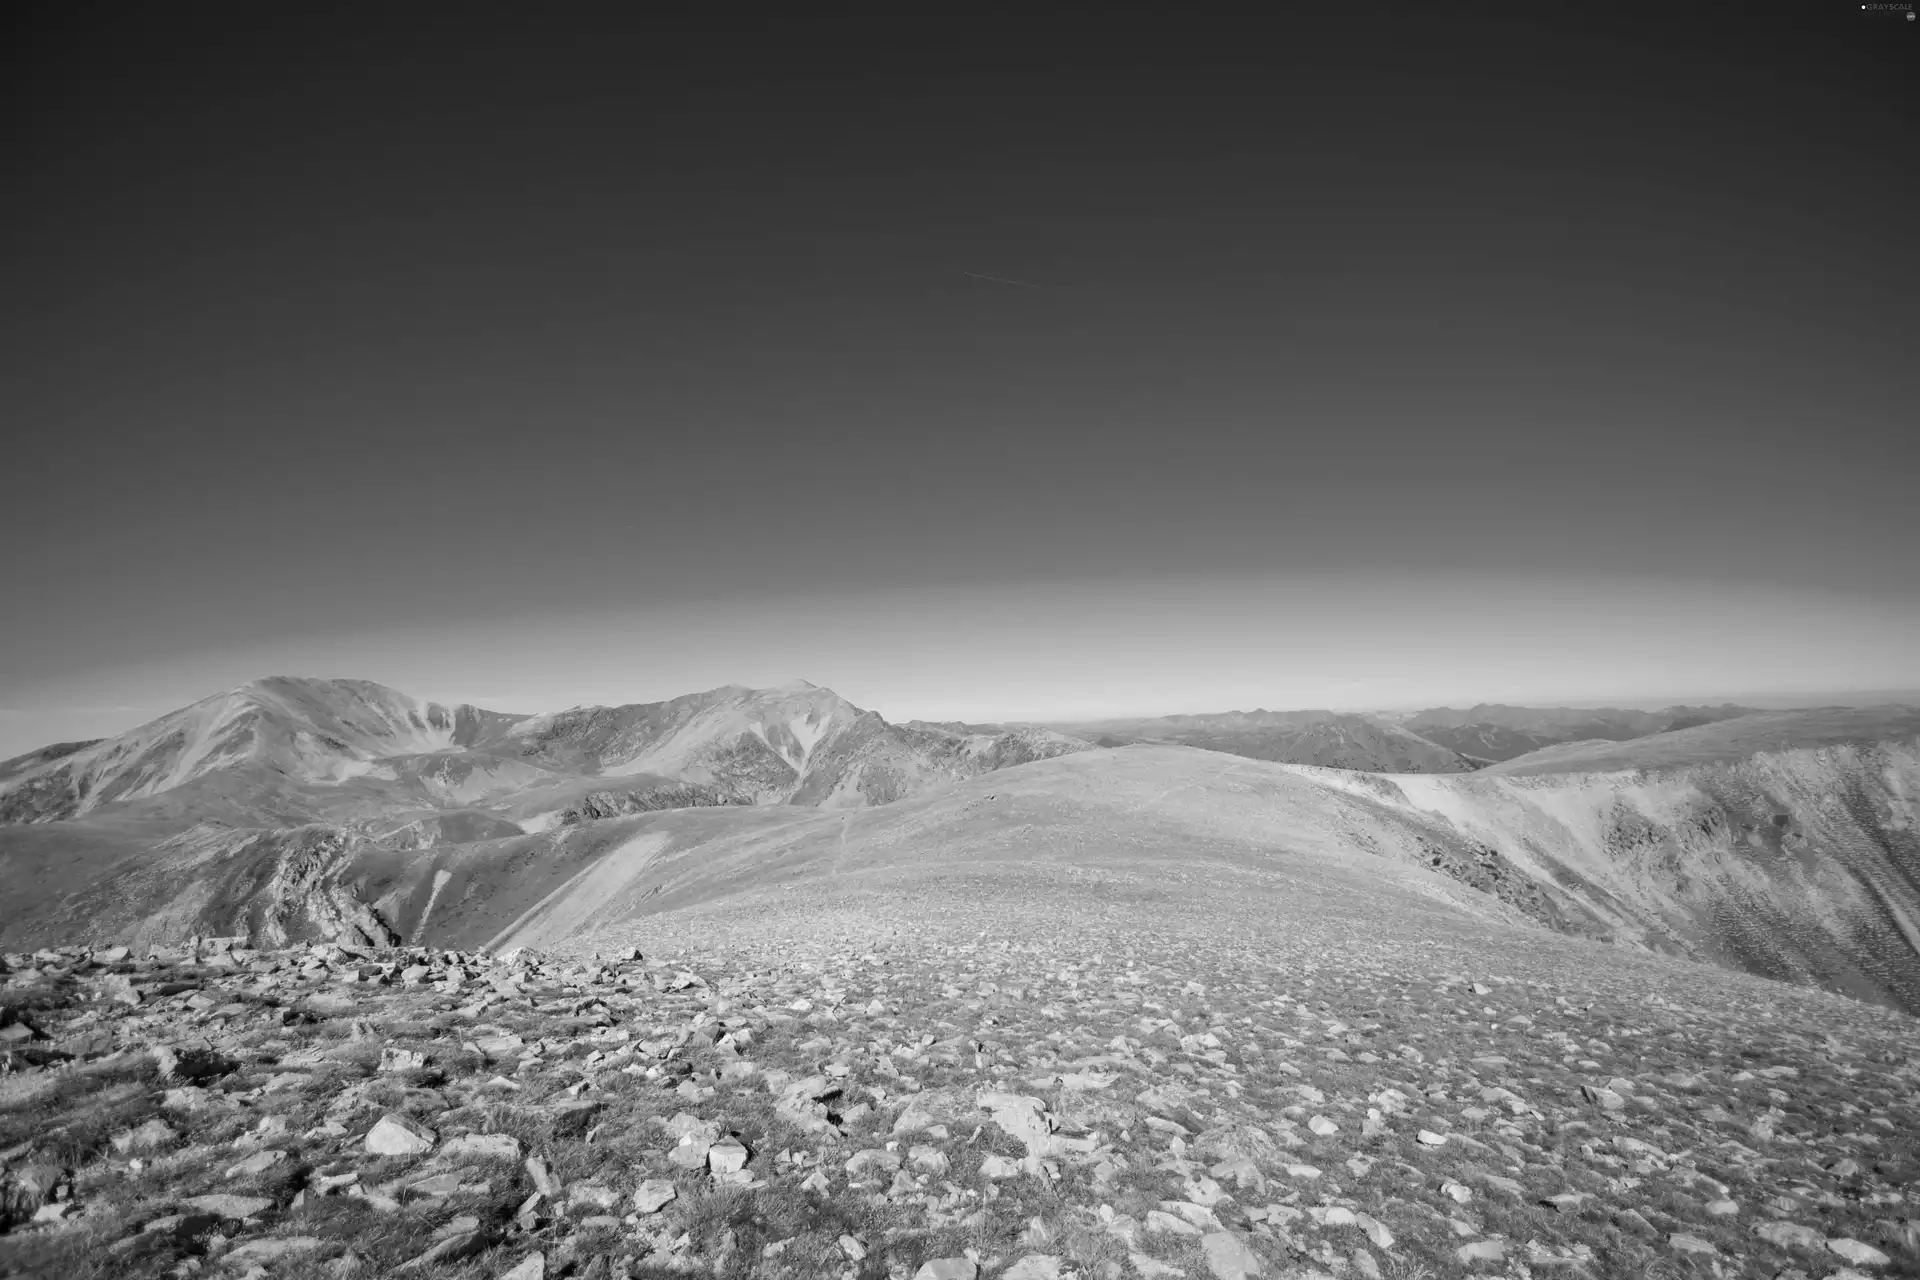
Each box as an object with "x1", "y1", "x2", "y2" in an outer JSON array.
[
  {"x1": 1404, "y1": 703, "x2": 1759, "y2": 763},
  {"x1": 4, "y1": 698, "x2": 1920, "y2": 1276},
  {"x1": 1037, "y1": 712, "x2": 1482, "y2": 774},
  {"x1": 9, "y1": 708, "x2": 1918, "y2": 1022},
  {"x1": 1319, "y1": 719, "x2": 1920, "y2": 1015},
  {"x1": 4, "y1": 823, "x2": 1917, "y2": 1279}
]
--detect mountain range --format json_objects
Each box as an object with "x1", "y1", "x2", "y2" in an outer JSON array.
[
  {"x1": 4, "y1": 679, "x2": 1920, "y2": 1018},
  {"x1": 1034, "y1": 710, "x2": 1483, "y2": 773},
  {"x1": 0, "y1": 677, "x2": 1087, "y2": 830}
]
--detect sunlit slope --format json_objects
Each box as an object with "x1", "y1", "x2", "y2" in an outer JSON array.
[
  {"x1": 1315, "y1": 732, "x2": 1920, "y2": 1012},
  {"x1": 9, "y1": 729, "x2": 1919, "y2": 1017}
]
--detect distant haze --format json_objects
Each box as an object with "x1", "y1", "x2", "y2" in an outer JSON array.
[
  {"x1": 5, "y1": 10, "x2": 1914, "y2": 757},
  {"x1": 3, "y1": 572, "x2": 1915, "y2": 757}
]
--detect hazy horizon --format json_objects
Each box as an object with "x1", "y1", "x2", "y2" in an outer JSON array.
[
  {"x1": 6, "y1": 10, "x2": 1914, "y2": 758},
  {"x1": 5, "y1": 570, "x2": 1917, "y2": 756}
]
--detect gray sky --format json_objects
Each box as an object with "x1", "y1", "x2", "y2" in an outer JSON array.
[{"x1": 4, "y1": 9, "x2": 1915, "y2": 754}]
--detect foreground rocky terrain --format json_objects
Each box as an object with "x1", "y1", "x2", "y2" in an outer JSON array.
[
  {"x1": 4, "y1": 687, "x2": 1919, "y2": 1277},
  {"x1": 3, "y1": 896, "x2": 1916, "y2": 1280}
]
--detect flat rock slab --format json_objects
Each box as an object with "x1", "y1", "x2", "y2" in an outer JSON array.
[
  {"x1": 913, "y1": 1260, "x2": 978, "y2": 1280},
  {"x1": 633, "y1": 1180, "x2": 677, "y2": 1213},
  {"x1": 401, "y1": 1229, "x2": 486, "y2": 1270},
  {"x1": 225, "y1": 1236, "x2": 325, "y2": 1265},
  {"x1": 365, "y1": 1113, "x2": 437, "y2": 1156},
  {"x1": 112, "y1": 1118, "x2": 179, "y2": 1153},
  {"x1": 441, "y1": 1132, "x2": 523, "y2": 1161},
  {"x1": 1201, "y1": 1231, "x2": 1263, "y2": 1280},
  {"x1": 1755, "y1": 1221, "x2": 1825, "y2": 1250},
  {"x1": 1828, "y1": 1239, "x2": 1891, "y2": 1267},
  {"x1": 181, "y1": 1194, "x2": 273, "y2": 1219},
  {"x1": 225, "y1": 1149, "x2": 288, "y2": 1178},
  {"x1": 1002, "y1": 1259, "x2": 1064, "y2": 1280},
  {"x1": 498, "y1": 1255, "x2": 546, "y2": 1280},
  {"x1": 708, "y1": 1135, "x2": 750, "y2": 1174}
]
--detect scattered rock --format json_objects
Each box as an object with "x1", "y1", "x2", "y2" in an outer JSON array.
[
  {"x1": 1457, "y1": 1240, "x2": 1505, "y2": 1265},
  {"x1": 181, "y1": 1194, "x2": 273, "y2": 1219},
  {"x1": 525, "y1": 1155, "x2": 563, "y2": 1198},
  {"x1": 441, "y1": 1133, "x2": 523, "y2": 1162},
  {"x1": 567, "y1": 1183, "x2": 620, "y2": 1211},
  {"x1": 498, "y1": 1255, "x2": 546, "y2": 1280},
  {"x1": 111, "y1": 1118, "x2": 179, "y2": 1154},
  {"x1": 1201, "y1": 1231, "x2": 1264, "y2": 1279},
  {"x1": 225, "y1": 1148, "x2": 288, "y2": 1178},
  {"x1": 152, "y1": 1044, "x2": 234, "y2": 1083},
  {"x1": 379, "y1": 1046, "x2": 428, "y2": 1072},
  {"x1": 400, "y1": 1228, "x2": 487, "y2": 1270},
  {"x1": 979, "y1": 1153, "x2": 1024, "y2": 1180},
  {"x1": 1755, "y1": 1221, "x2": 1825, "y2": 1250},
  {"x1": 913, "y1": 1260, "x2": 978, "y2": 1280},
  {"x1": 225, "y1": 1237, "x2": 325, "y2": 1265},
  {"x1": 1827, "y1": 1239, "x2": 1891, "y2": 1268},
  {"x1": 633, "y1": 1180, "x2": 677, "y2": 1213},
  {"x1": 708, "y1": 1135, "x2": 750, "y2": 1175}
]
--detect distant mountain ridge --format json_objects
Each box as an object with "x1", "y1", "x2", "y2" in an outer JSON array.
[
  {"x1": 1480, "y1": 705, "x2": 1920, "y2": 775},
  {"x1": 1038, "y1": 709, "x2": 1484, "y2": 774},
  {"x1": 1404, "y1": 702, "x2": 1759, "y2": 762},
  {"x1": 0, "y1": 676, "x2": 1090, "y2": 829}
]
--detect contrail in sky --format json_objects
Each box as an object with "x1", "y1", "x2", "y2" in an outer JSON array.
[{"x1": 962, "y1": 271, "x2": 1042, "y2": 288}]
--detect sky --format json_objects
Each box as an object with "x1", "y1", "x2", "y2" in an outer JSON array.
[{"x1": 3, "y1": 7, "x2": 1916, "y2": 755}]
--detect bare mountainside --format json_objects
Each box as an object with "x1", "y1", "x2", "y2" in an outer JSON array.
[
  {"x1": 1020, "y1": 712, "x2": 1482, "y2": 774},
  {"x1": 10, "y1": 713, "x2": 1920, "y2": 1016},
  {"x1": 0, "y1": 678, "x2": 1090, "y2": 938},
  {"x1": 0, "y1": 678, "x2": 1089, "y2": 831}
]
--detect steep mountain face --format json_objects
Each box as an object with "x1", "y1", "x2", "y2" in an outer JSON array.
[
  {"x1": 1342, "y1": 734, "x2": 1920, "y2": 1013},
  {"x1": 495, "y1": 683, "x2": 1090, "y2": 812},
  {"x1": 29, "y1": 822, "x2": 407, "y2": 953},
  {"x1": 0, "y1": 678, "x2": 523, "y2": 824},
  {"x1": 556, "y1": 784, "x2": 748, "y2": 826},
  {"x1": 0, "y1": 738, "x2": 104, "y2": 785},
  {"x1": 1053, "y1": 710, "x2": 1481, "y2": 773},
  {"x1": 1407, "y1": 702, "x2": 1758, "y2": 761},
  {"x1": 787, "y1": 717, "x2": 1090, "y2": 808}
]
